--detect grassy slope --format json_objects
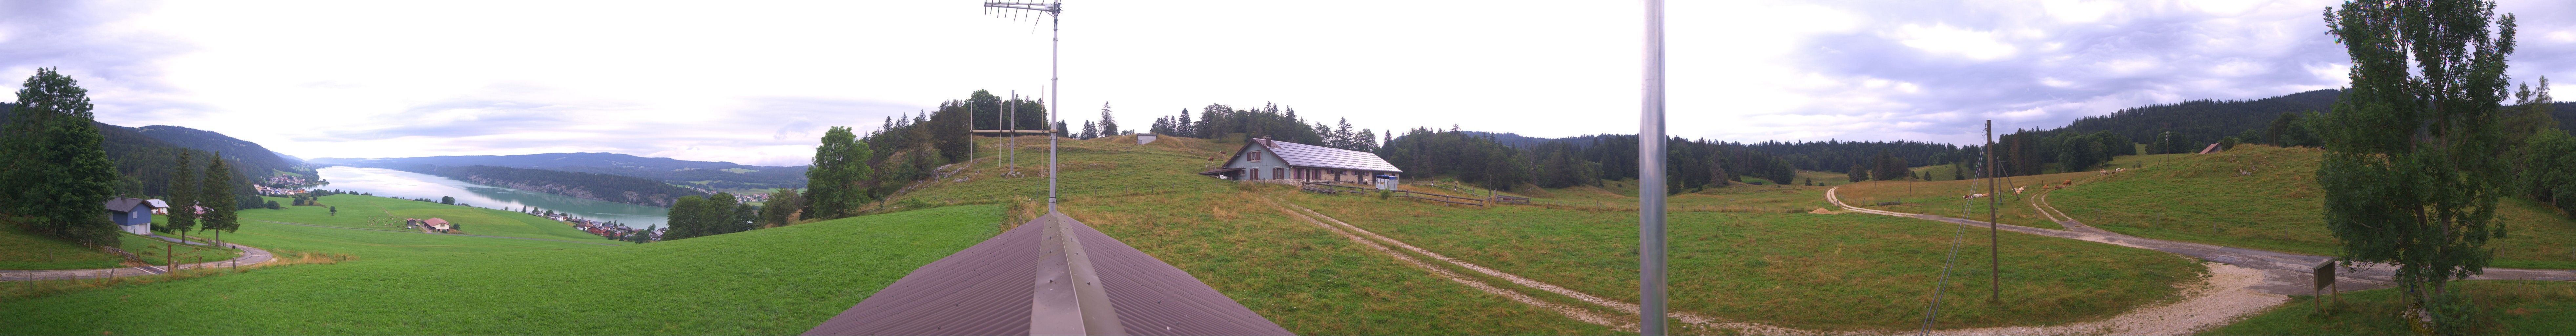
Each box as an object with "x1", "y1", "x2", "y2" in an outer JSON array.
[
  {"x1": 1065, "y1": 191, "x2": 1615, "y2": 334},
  {"x1": 909, "y1": 135, "x2": 1615, "y2": 334},
  {"x1": 243, "y1": 194, "x2": 629, "y2": 244},
  {"x1": 2049, "y1": 145, "x2": 2576, "y2": 269},
  {"x1": 3, "y1": 223, "x2": 246, "y2": 270},
  {"x1": 1283, "y1": 192, "x2": 2203, "y2": 331},
  {"x1": 2204, "y1": 281, "x2": 2576, "y2": 335},
  {"x1": 894, "y1": 135, "x2": 1238, "y2": 203},
  {"x1": 1836, "y1": 170, "x2": 2105, "y2": 230},
  {"x1": 0, "y1": 226, "x2": 124, "y2": 269},
  {"x1": 0, "y1": 205, "x2": 1000, "y2": 335}
]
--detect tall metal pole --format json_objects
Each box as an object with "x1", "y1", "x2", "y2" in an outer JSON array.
[
  {"x1": 1047, "y1": 10, "x2": 1059, "y2": 214},
  {"x1": 1985, "y1": 120, "x2": 1999, "y2": 303},
  {"x1": 1638, "y1": 1, "x2": 1668, "y2": 334}
]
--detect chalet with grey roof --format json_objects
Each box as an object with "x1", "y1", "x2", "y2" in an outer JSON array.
[{"x1": 1199, "y1": 137, "x2": 1401, "y2": 188}]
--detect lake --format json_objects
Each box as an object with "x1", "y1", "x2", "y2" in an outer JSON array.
[{"x1": 313, "y1": 166, "x2": 670, "y2": 227}]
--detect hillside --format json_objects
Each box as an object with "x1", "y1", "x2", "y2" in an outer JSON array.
[
  {"x1": 313, "y1": 152, "x2": 808, "y2": 190},
  {"x1": 399, "y1": 165, "x2": 707, "y2": 207},
  {"x1": 2048, "y1": 145, "x2": 2576, "y2": 269},
  {"x1": 2051, "y1": 89, "x2": 2342, "y2": 145},
  {"x1": 130, "y1": 125, "x2": 305, "y2": 170},
  {"x1": 0, "y1": 204, "x2": 1000, "y2": 335}
]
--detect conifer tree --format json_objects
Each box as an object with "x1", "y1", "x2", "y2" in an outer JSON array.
[
  {"x1": 197, "y1": 154, "x2": 239, "y2": 234},
  {"x1": 166, "y1": 151, "x2": 199, "y2": 234},
  {"x1": 1097, "y1": 102, "x2": 1118, "y2": 136}
]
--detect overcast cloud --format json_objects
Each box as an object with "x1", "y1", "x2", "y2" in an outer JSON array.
[{"x1": 4, "y1": 0, "x2": 2571, "y2": 166}]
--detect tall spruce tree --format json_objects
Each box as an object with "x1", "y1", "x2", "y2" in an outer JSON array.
[
  {"x1": 804, "y1": 126, "x2": 873, "y2": 220},
  {"x1": 165, "y1": 151, "x2": 199, "y2": 235},
  {"x1": 2, "y1": 68, "x2": 121, "y2": 246},
  {"x1": 2320, "y1": 0, "x2": 2518, "y2": 331},
  {"x1": 1097, "y1": 103, "x2": 1118, "y2": 136},
  {"x1": 198, "y1": 153, "x2": 239, "y2": 235}
]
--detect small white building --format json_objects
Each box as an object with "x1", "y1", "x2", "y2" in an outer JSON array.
[{"x1": 1137, "y1": 133, "x2": 1158, "y2": 144}]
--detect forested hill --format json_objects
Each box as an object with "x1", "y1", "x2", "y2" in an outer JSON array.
[
  {"x1": 313, "y1": 152, "x2": 809, "y2": 190},
  {"x1": 2048, "y1": 89, "x2": 2342, "y2": 146},
  {"x1": 400, "y1": 165, "x2": 708, "y2": 207},
  {"x1": 0, "y1": 103, "x2": 272, "y2": 208},
  {"x1": 129, "y1": 125, "x2": 304, "y2": 172}
]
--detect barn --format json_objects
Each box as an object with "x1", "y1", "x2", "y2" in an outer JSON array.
[
  {"x1": 1197, "y1": 137, "x2": 1401, "y2": 188},
  {"x1": 104, "y1": 197, "x2": 162, "y2": 235}
]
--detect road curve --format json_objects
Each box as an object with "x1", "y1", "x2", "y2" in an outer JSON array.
[{"x1": 1825, "y1": 187, "x2": 2576, "y2": 295}]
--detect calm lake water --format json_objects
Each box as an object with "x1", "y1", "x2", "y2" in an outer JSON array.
[{"x1": 314, "y1": 167, "x2": 670, "y2": 227}]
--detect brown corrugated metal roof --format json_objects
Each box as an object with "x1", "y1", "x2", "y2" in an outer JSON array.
[
  {"x1": 1257, "y1": 139, "x2": 1401, "y2": 173},
  {"x1": 804, "y1": 212, "x2": 1291, "y2": 336}
]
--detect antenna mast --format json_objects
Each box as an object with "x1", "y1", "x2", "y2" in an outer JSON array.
[{"x1": 983, "y1": 1, "x2": 1064, "y2": 213}]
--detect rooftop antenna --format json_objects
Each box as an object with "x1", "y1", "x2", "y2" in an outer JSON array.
[{"x1": 981, "y1": 0, "x2": 1063, "y2": 213}]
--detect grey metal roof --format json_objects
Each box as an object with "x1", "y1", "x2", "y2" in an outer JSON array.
[
  {"x1": 103, "y1": 197, "x2": 153, "y2": 212},
  {"x1": 1256, "y1": 139, "x2": 1401, "y2": 173},
  {"x1": 803, "y1": 212, "x2": 1292, "y2": 336}
]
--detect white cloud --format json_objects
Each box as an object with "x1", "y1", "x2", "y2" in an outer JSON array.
[{"x1": 1889, "y1": 24, "x2": 2020, "y2": 60}]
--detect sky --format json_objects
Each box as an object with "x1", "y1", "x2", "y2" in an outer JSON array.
[{"x1": 4, "y1": 0, "x2": 2571, "y2": 167}]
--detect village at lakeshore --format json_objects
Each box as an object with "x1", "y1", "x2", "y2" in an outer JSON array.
[{"x1": 0, "y1": 130, "x2": 2568, "y2": 335}]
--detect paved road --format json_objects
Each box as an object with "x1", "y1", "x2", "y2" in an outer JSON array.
[
  {"x1": 0, "y1": 238, "x2": 276, "y2": 282},
  {"x1": 1825, "y1": 187, "x2": 2576, "y2": 295}
]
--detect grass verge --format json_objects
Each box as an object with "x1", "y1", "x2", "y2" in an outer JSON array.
[{"x1": 2202, "y1": 280, "x2": 2576, "y2": 335}]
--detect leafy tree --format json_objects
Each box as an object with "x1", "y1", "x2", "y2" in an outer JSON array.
[
  {"x1": 264, "y1": 200, "x2": 281, "y2": 209},
  {"x1": 664, "y1": 195, "x2": 708, "y2": 240},
  {"x1": 1871, "y1": 151, "x2": 1908, "y2": 180},
  {"x1": 759, "y1": 188, "x2": 804, "y2": 227},
  {"x1": 0, "y1": 68, "x2": 120, "y2": 246},
  {"x1": 439, "y1": 196, "x2": 455, "y2": 205},
  {"x1": 1847, "y1": 164, "x2": 1868, "y2": 183},
  {"x1": 2320, "y1": 1, "x2": 2518, "y2": 331},
  {"x1": 804, "y1": 126, "x2": 873, "y2": 220}
]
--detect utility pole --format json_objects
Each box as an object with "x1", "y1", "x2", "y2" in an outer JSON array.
[
  {"x1": 1985, "y1": 120, "x2": 1999, "y2": 303},
  {"x1": 1638, "y1": 1, "x2": 1668, "y2": 334},
  {"x1": 984, "y1": 0, "x2": 1062, "y2": 212}
]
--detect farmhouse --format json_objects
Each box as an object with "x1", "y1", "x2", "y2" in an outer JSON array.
[
  {"x1": 1198, "y1": 137, "x2": 1401, "y2": 188},
  {"x1": 104, "y1": 197, "x2": 163, "y2": 235}
]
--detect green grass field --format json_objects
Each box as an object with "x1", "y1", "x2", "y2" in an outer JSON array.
[
  {"x1": 2204, "y1": 281, "x2": 2576, "y2": 335},
  {"x1": 0, "y1": 205, "x2": 1002, "y2": 335},
  {"x1": 1281, "y1": 192, "x2": 2203, "y2": 331},
  {"x1": 891, "y1": 135, "x2": 1239, "y2": 204},
  {"x1": 238, "y1": 195, "x2": 629, "y2": 244},
  {"x1": 1064, "y1": 191, "x2": 1617, "y2": 334},
  {"x1": 3, "y1": 222, "x2": 245, "y2": 270},
  {"x1": 2049, "y1": 145, "x2": 2576, "y2": 269},
  {"x1": 0, "y1": 224, "x2": 125, "y2": 269},
  {"x1": 1836, "y1": 170, "x2": 2108, "y2": 230}
]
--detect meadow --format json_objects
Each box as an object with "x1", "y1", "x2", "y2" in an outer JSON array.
[
  {"x1": 2048, "y1": 145, "x2": 2576, "y2": 269},
  {"x1": 2203, "y1": 280, "x2": 2576, "y2": 335},
  {"x1": 239, "y1": 194, "x2": 630, "y2": 244},
  {"x1": 1281, "y1": 191, "x2": 2204, "y2": 331},
  {"x1": 1062, "y1": 191, "x2": 1617, "y2": 335},
  {"x1": 0, "y1": 205, "x2": 1001, "y2": 335},
  {"x1": 1, "y1": 222, "x2": 243, "y2": 270},
  {"x1": 1830, "y1": 170, "x2": 2106, "y2": 231}
]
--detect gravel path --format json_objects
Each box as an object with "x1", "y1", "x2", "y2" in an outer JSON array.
[{"x1": 1827, "y1": 186, "x2": 2576, "y2": 334}]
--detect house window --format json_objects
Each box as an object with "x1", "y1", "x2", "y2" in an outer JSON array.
[
  {"x1": 1273, "y1": 168, "x2": 1284, "y2": 180},
  {"x1": 1251, "y1": 169, "x2": 1260, "y2": 179},
  {"x1": 1249, "y1": 151, "x2": 1261, "y2": 162}
]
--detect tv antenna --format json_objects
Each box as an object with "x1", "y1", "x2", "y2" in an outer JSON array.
[{"x1": 980, "y1": 0, "x2": 1063, "y2": 213}]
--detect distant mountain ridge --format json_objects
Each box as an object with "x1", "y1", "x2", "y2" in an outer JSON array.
[{"x1": 312, "y1": 152, "x2": 810, "y2": 190}]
